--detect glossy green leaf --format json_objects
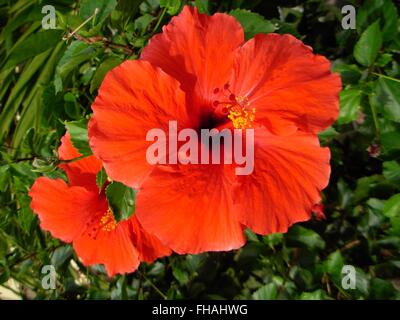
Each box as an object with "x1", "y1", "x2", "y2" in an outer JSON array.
[
  {"x1": 354, "y1": 20, "x2": 382, "y2": 66},
  {"x1": 299, "y1": 289, "x2": 330, "y2": 300},
  {"x1": 383, "y1": 194, "x2": 400, "y2": 218},
  {"x1": 230, "y1": 9, "x2": 275, "y2": 39},
  {"x1": 357, "y1": 0, "x2": 398, "y2": 42},
  {"x1": 382, "y1": 131, "x2": 400, "y2": 155},
  {"x1": 253, "y1": 283, "x2": 278, "y2": 300},
  {"x1": 338, "y1": 88, "x2": 362, "y2": 124},
  {"x1": 54, "y1": 41, "x2": 97, "y2": 93},
  {"x1": 96, "y1": 167, "x2": 107, "y2": 191},
  {"x1": 90, "y1": 56, "x2": 123, "y2": 93},
  {"x1": 105, "y1": 182, "x2": 136, "y2": 222},
  {"x1": 383, "y1": 161, "x2": 400, "y2": 184},
  {"x1": 287, "y1": 226, "x2": 326, "y2": 250},
  {"x1": 79, "y1": 0, "x2": 118, "y2": 26},
  {"x1": 194, "y1": 0, "x2": 209, "y2": 14},
  {"x1": 323, "y1": 250, "x2": 344, "y2": 276},
  {"x1": 376, "y1": 77, "x2": 400, "y2": 122},
  {"x1": 64, "y1": 119, "x2": 92, "y2": 156}
]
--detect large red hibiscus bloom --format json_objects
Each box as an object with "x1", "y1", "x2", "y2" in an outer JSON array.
[
  {"x1": 29, "y1": 133, "x2": 171, "y2": 276},
  {"x1": 88, "y1": 6, "x2": 341, "y2": 254}
]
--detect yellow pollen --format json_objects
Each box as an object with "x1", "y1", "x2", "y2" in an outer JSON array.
[
  {"x1": 227, "y1": 96, "x2": 256, "y2": 129},
  {"x1": 99, "y1": 209, "x2": 117, "y2": 232}
]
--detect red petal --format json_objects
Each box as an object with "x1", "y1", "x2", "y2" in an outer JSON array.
[
  {"x1": 58, "y1": 134, "x2": 102, "y2": 191},
  {"x1": 128, "y1": 216, "x2": 172, "y2": 263},
  {"x1": 141, "y1": 6, "x2": 244, "y2": 114},
  {"x1": 89, "y1": 60, "x2": 191, "y2": 188},
  {"x1": 135, "y1": 165, "x2": 245, "y2": 254},
  {"x1": 58, "y1": 133, "x2": 81, "y2": 160},
  {"x1": 59, "y1": 157, "x2": 101, "y2": 191},
  {"x1": 231, "y1": 34, "x2": 341, "y2": 135},
  {"x1": 73, "y1": 220, "x2": 140, "y2": 277},
  {"x1": 234, "y1": 128, "x2": 331, "y2": 234},
  {"x1": 29, "y1": 178, "x2": 107, "y2": 242}
]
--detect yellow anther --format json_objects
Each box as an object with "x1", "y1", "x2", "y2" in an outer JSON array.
[
  {"x1": 99, "y1": 209, "x2": 117, "y2": 232},
  {"x1": 227, "y1": 96, "x2": 256, "y2": 129}
]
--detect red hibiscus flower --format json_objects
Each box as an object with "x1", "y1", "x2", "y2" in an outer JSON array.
[
  {"x1": 28, "y1": 133, "x2": 171, "y2": 276},
  {"x1": 88, "y1": 6, "x2": 341, "y2": 254}
]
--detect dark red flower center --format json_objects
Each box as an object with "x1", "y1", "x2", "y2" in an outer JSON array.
[
  {"x1": 86, "y1": 209, "x2": 117, "y2": 239},
  {"x1": 210, "y1": 83, "x2": 256, "y2": 130}
]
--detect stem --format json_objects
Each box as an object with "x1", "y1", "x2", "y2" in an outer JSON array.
[
  {"x1": 372, "y1": 72, "x2": 400, "y2": 83},
  {"x1": 63, "y1": 8, "x2": 100, "y2": 41},
  {"x1": 140, "y1": 272, "x2": 167, "y2": 299},
  {"x1": 152, "y1": 7, "x2": 167, "y2": 34},
  {"x1": 369, "y1": 94, "x2": 380, "y2": 139},
  {"x1": 72, "y1": 34, "x2": 134, "y2": 56}
]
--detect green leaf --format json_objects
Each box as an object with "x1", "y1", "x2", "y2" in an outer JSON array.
[
  {"x1": 17, "y1": 195, "x2": 36, "y2": 234},
  {"x1": 388, "y1": 217, "x2": 400, "y2": 236},
  {"x1": 376, "y1": 77, "x2": 400, "y2": 122},
  {"x1": 252, "y1": 283, "x2": 278, "y2": 300},
  {"x1": 0, "y1": 165, "x2": 10, "y2": 192},
  {"x1": 318, "y1": 126, "x2": 339, "y2": 144},
  {"x1": 338, "y1": 88, "x2": 362, "y2": 124},
  {"x1": 299, "y1": 289, "x2": 331, "y2": 300},
  {"x1": 186, "y1": 254, "x2": 206, "y2": 272},
  {"x1": 134, "y1": 14, "x2": 155, "y2": 34},
  {"x1": 63, "y1": 92, "x2": 81, "y2": 119},
  {"x1": 194, "y1": 0, "x2": 209, "y2": 14},
  {"x1": 115, "y1": 0, "x2": 142, "y2": 25},
  {"x1": 160, "y1": 0, "x2": 182, "y2": 15},
  {"x1": 354, "y1": 175, "x2": 385, "y2": 202},
  {"x1": 369, "y1": 278, "x2": 396, "y2": 299},
  {"x1": 357, "y1": 0, "x2": 398, "y2": 42},
  {"x1": 244, "y1": 228, "x2": 258, "y2": 242},
  {"x1": 323, "y1": 250, "x2": 344, "y2": 276},
  {"x1": 172, "y1": 263, "x2": 190, "y2": 286},
  {"x1": 8, "y1": 41, "x2": 64, "y2": 148},
  {"x1": 4, "y1": 29, "x2": 63, "y2": 69},
  {"x1": 0, "y1": 261, "x2": 10, "y2": 285},
  {"x1": 262, "y1": 233, "x2": 283, "y2": 248},
  {"x1": 381, "y1": 131, "x2": 400, "y2": 155},
  {"x1": 51, "y1": 246, "x2": 73, "y2": 268},
  {"x1": 383, "y1": 194, "x2": 400, "y2": 218},
  {"x1": 54, "y1": 41, "x2": 97, "y2": 93},
  {"x1": 96, "y1": 167, "x2": 107, "y2": 191},
  {"x1": 333, "y1": 64, "x2": 362, "y2": 85},
  {"x1": 1, "y1": 4, "x2": 43, "y2": 39},
  {"x1": 79, "y1": 0, "x2": 118, "y2": 26},
  {"x1": 354, "y1": 20, "x2": 382, "y2": 67},
  {"x1": 0, "y1": 50, "x2": 52, "y2": 141},
  {"x1": 105, "y1": 182, "x2": 136, "y2": 222},
  {"x1": 90, "y1": 56, "x2": 123, "y2": 93},
  {"x1": 377, "y1": 53, "x2": 393, "y2": 67},
  {"x1": 354, "y1": 268, "x2": 370, "y2": 295},
  {"x1": 64, "y1": 119, "x2": 92, "y2": 156},
  {"x1": 289, "y1": 266, "x2": 314, "y2": 290},
  {"x1": 230, "y1": 9, "x2": 275, "y2": 39},
  {"x1": 383, "y1": 161, "x2": 400, "y2": 184},
  {"x1": 287, "y1": 226, "x2": 326, "y2": 250}
]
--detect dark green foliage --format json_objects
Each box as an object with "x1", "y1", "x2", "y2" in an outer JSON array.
[{"x1": 0, "y1": 0, "x2": 399, "y2": 300}]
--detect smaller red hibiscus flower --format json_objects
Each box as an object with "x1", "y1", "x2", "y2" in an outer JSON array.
[{"x1": 28, "y1": 133, "x2": 171, "y2": 276}]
